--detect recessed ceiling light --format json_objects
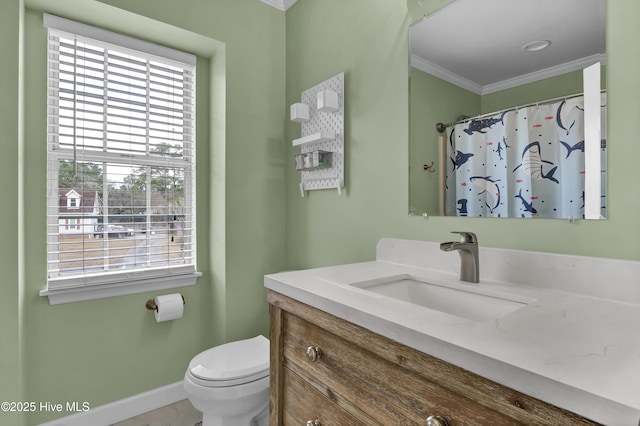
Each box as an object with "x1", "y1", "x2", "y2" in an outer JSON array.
[{"x1": 523, "y1": 40, "x2": 551, "y2": 52}]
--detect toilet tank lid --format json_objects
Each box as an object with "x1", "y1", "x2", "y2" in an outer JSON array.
[{"x1": 188, "y1": 335, "x2": 270, "y2": 381}]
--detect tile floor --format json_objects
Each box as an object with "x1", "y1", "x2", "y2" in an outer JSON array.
[{"x1": 111, "y1": 399, "x2": 202, "y2": 426}]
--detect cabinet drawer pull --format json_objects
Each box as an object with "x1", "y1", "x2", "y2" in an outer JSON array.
[
  {"x1": 305, "y1": 346, "x2": 322, "y2": 362},
  {"x1": 306, "y1": 420, "x2": 321, "y2": 426},
  {"x1": 426, "y1": 415, "x2": 449, "y2": 426}
]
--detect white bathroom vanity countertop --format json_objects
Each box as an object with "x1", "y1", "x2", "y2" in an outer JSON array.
[{"x1": 264, "y1": 238, "x2": 640, "y2": 426}]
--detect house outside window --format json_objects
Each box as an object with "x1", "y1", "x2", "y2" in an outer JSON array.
[
  {"x1": 42, "y1": 14, "x2": 200, "y2": 304},
  {"x1": 59, "y1": 188, "x2": 99, "y2": 234},
  {"x1": 68, "y1": 194, "x2": 78, "y2": 208}
]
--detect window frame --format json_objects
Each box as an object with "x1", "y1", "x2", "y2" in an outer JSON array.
[{"x1": 40, "y1": 14, "x2": 201, "y2": 305}]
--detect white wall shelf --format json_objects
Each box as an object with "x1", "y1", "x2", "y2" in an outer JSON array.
[
  {"x1": 293, "y1": 72, "x2": 344, "y2": 196},
  {"x1": 292, "y1": 131, "x2": 335, "y2": 147}
]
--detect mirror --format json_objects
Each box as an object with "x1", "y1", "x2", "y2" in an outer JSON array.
[{"x1": 409, "y1": 0, "x2": 606, "y2": 219}]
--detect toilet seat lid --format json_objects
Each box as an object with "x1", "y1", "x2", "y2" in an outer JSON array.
[{"x1": 188, "y1": 335, "x2": 269, "y2": 383}]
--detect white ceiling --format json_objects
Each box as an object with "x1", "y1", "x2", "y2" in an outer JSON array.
[{"x1": 410, "y1": 0, "x2": 606, "y2": 95}]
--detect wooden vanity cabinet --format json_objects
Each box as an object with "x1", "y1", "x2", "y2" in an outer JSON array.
[{"x1": 267, "y1": 290, "x2": 601, "y2": 426}]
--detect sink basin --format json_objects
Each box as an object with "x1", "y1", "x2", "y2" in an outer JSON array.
[{"x1": 351, "y1": 275, "x2": 535, "y2": 322}]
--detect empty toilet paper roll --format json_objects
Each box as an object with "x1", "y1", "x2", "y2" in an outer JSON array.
[{"x1": 154, "y1": 293, "x2": 184, "y2": 322}]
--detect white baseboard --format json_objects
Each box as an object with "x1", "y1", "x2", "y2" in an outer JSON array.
[{"x1": 38, "y1": 381, "x2": 186, "y2": 426}]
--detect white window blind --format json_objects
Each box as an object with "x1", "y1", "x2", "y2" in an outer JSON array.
[{"x1": 45, "y1": 15, "x2": 198, "y2": 294}]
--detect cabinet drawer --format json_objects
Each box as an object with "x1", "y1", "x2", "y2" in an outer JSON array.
[
  {"x1": 269, "y1": 290, "x2": 601, "y2": 426},
  {"x1": 283, "y1": 311, "x2": 524, "y2": 425},
  {"x1": 283, "y1": 366, "x2": 364, "y2": 426}
]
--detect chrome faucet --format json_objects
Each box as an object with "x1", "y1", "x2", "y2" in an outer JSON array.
[{"x1": 440, "y1": 231, "x2": 479, "y2": 283}]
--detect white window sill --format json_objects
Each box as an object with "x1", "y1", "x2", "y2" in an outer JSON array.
[{"x1": 40, "y1": 271, "x2": 202, "y2": 305}]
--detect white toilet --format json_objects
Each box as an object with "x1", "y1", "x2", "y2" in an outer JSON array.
[{"x1": 183, "y1": 335, "x2": 270, "y2": 426}]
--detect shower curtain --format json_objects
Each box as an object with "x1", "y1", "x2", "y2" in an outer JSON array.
[{"x1": 445, "y1": 94, "x2": 606, "y2": 218}]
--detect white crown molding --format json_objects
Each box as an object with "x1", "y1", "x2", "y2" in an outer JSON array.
[
  {"x1": 283, "y1": 0, "x2": 299, "y2": 10},
  {"x1": 259, "y1": 0, "x2": 299, "y2": 11},
  {"x1": 481, "y1": 53, "x2": 607, "y2": 95},
  {"x1": 410, "y1": 53, "x2": 483, "y2": 95},
  {"x1": 411, "y1": 53, "x2": 607, "y2": 96}
]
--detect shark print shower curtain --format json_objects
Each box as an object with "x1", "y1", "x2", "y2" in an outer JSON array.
[{"x1": 445, "y1": 94, "x2": 607, "y2": 218}]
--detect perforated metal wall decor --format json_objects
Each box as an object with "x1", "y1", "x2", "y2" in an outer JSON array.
[{"x1": 292, "y1": 72, "x2": 344, "y2": 196}]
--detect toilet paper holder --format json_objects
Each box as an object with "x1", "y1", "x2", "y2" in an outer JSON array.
[{"x1": 146, "y1": 294, "x2": 185, "y2": 311}]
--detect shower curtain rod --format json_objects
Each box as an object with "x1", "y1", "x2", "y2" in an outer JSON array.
[{"x1": 435, "y1": 90, "x2": 606, "y2": 133}]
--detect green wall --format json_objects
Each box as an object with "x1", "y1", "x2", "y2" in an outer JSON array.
[
  {"x1": 285, "y1": 0, "x2": 640, "y2": 271},
  {"x1": 3, "y1": 0, "x2": 286, "y2": 424},
  {"x1": 0, "y1": 1, "x2": 25, "y2": 426},
  {"x1": 408, "y1": 67, "x2": 480, "y2": 215}
]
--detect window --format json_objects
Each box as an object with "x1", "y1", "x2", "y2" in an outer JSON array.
[{"x1": 43, "y1": 15, "x2": 200, "y2": 303}]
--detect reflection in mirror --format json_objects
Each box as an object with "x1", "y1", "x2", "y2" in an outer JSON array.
[{"x1": 408, "y1": 0, "x2": 607, "y2": 219}]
